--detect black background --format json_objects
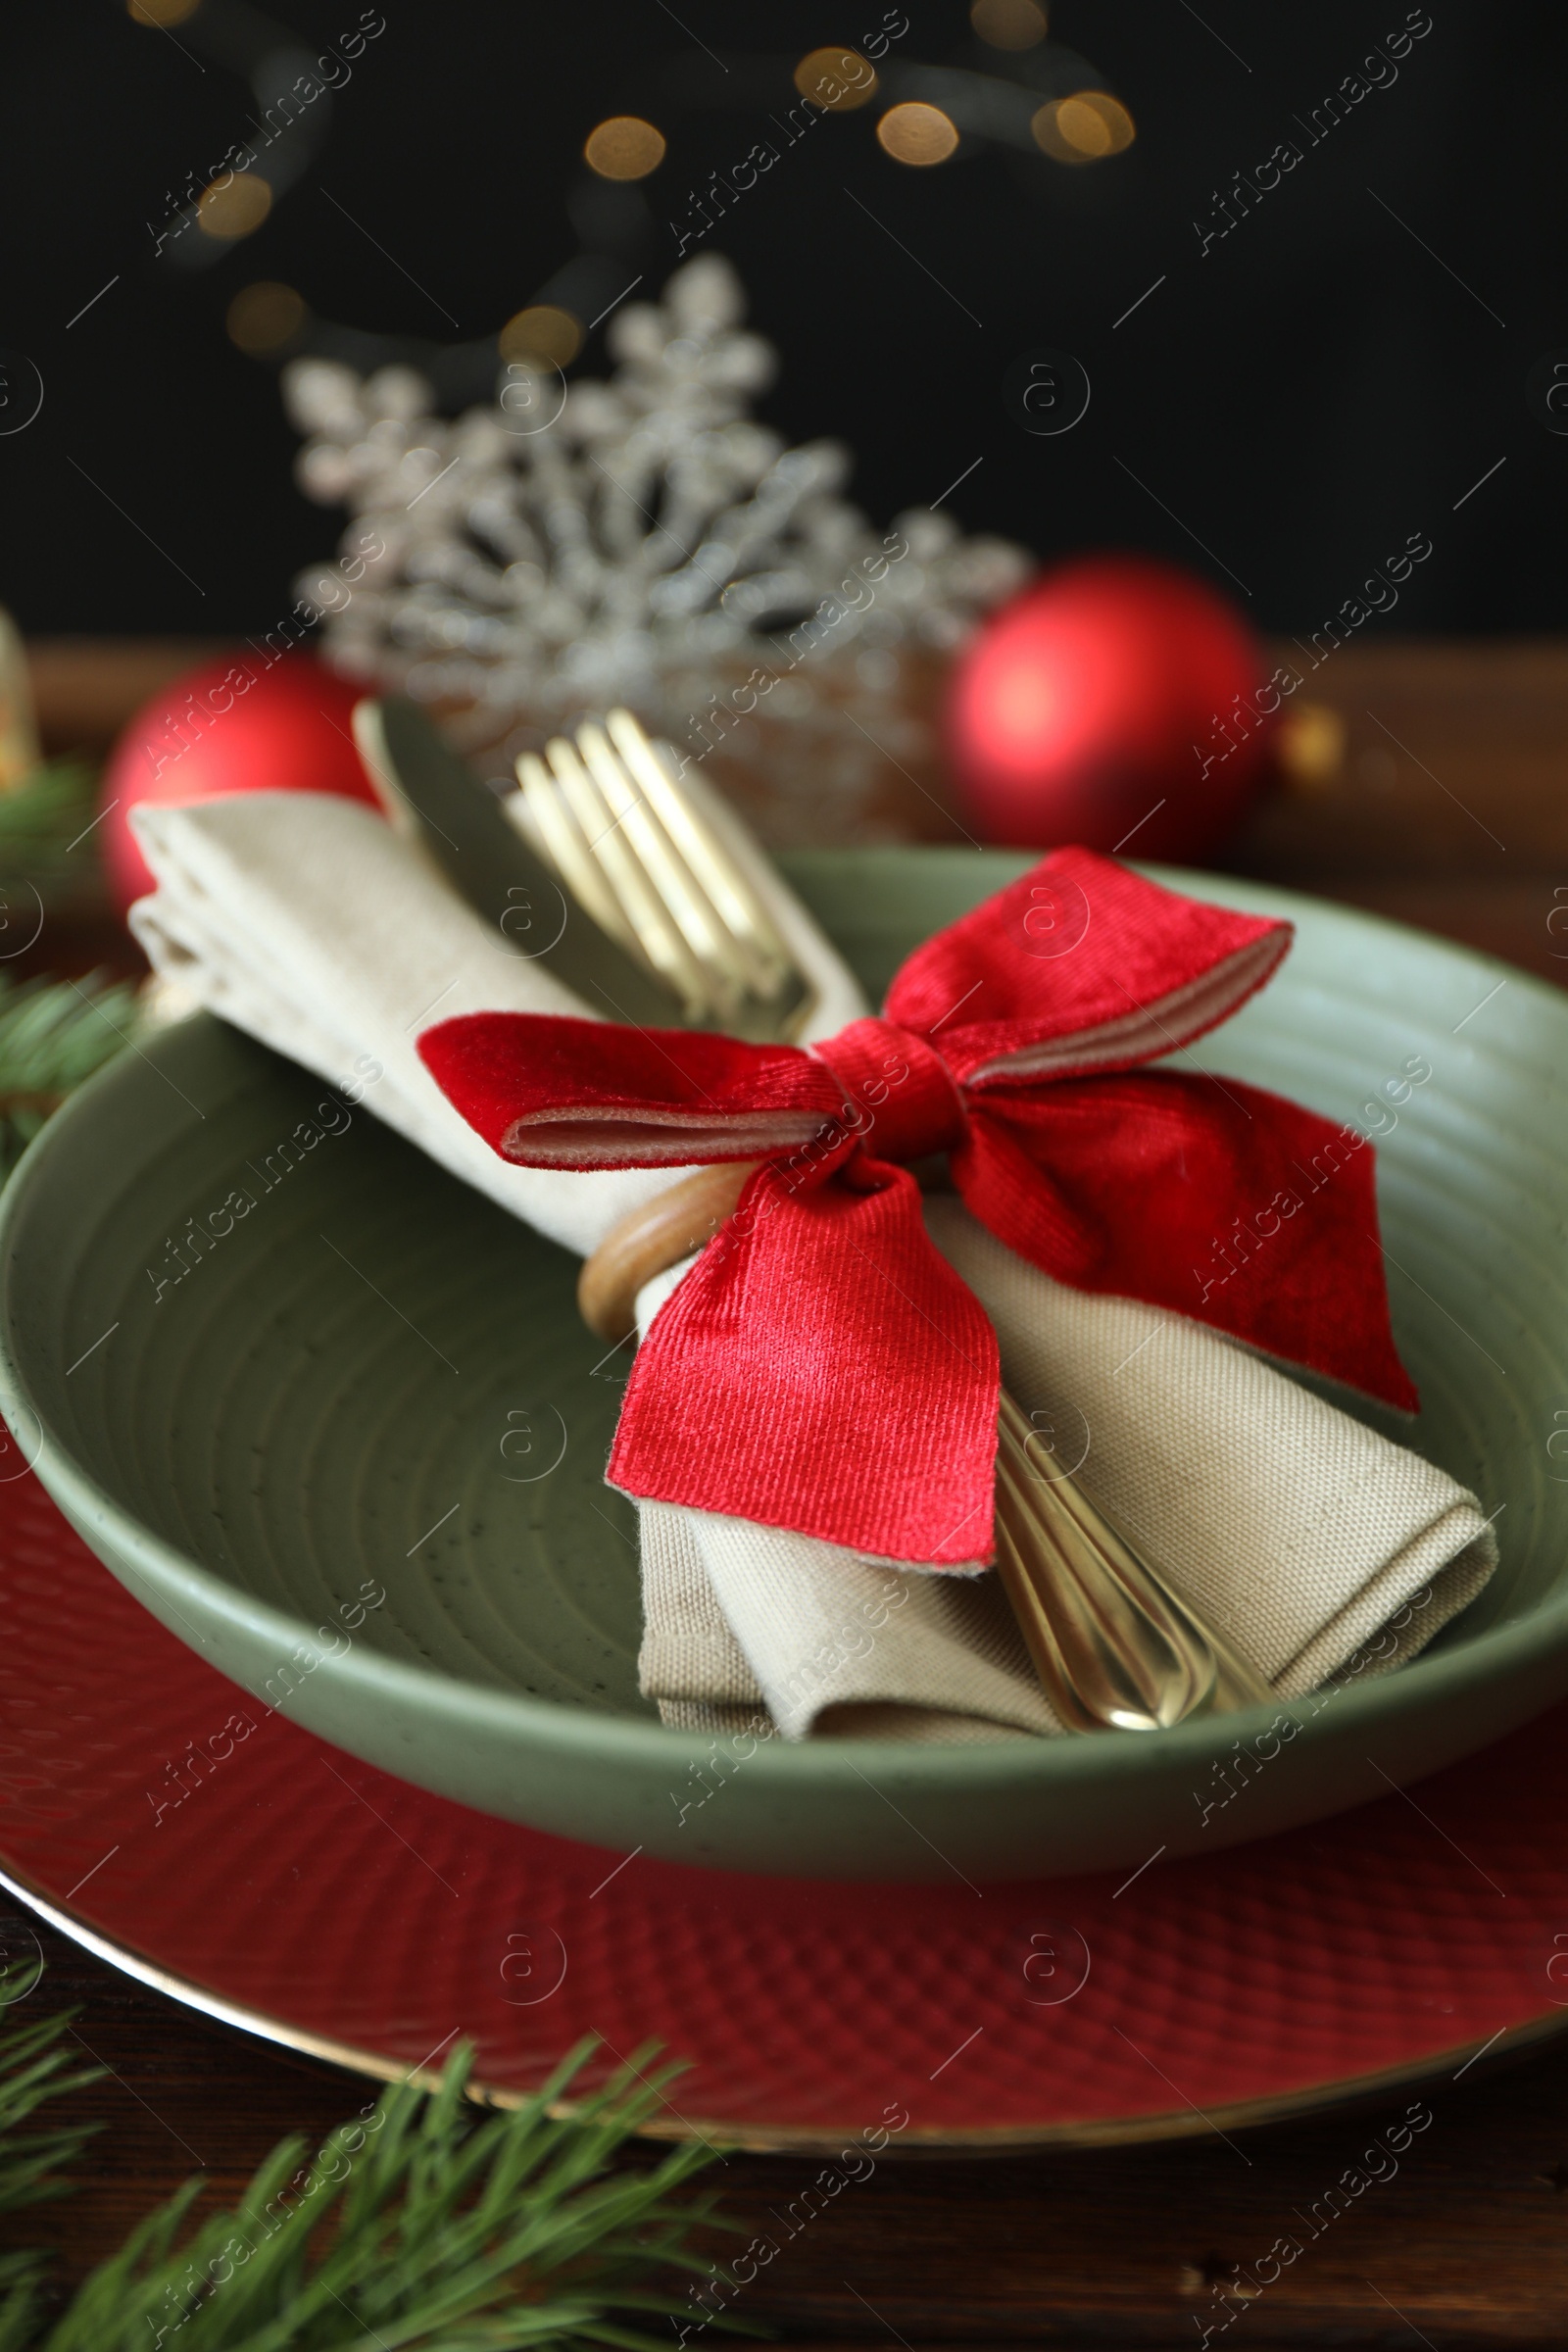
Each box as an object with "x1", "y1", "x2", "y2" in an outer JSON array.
[{"x1": 3, "y1": 0, "x2": 1561, "y2": 638}]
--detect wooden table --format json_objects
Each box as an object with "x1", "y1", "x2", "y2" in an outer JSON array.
[{"x1": 9, "y1": 636, "x2": 1568, "y2": 2348}]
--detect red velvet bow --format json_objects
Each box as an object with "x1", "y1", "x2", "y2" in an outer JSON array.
[{"x1": 419, "y1": 849, "x2": 1415, "y2": 1567}]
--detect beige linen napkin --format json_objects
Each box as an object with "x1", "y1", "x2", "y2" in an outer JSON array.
[
  {"x1": 129, "y1": 783, "x2": 863, "y2": 1254},
  {"x1": 642, "y1": 1207, "x2": 1497, "y2": 1741},
  {"x1": 130, "y1": 789, "x2": 1497, "y2": 1744}
]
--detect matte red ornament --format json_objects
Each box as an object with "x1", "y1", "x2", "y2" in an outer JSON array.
[
  {"x1": 946, "y1": 555, "x2": 1273, "y2": 859},
  {"x1": 99, "y1": 652, "x2": 378, "y2": 912}
]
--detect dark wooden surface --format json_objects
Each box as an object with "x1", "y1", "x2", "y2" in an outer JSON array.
[{"x1": 9, "y1": 636, "x2": 1568, "y2": 2348}]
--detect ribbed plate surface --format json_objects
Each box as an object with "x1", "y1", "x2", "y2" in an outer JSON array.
[{"x1": 0, "y1": 1465, "x2": 1563, "y2": 2149}]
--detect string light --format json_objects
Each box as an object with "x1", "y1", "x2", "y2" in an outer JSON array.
[
  {"x1": 1276, "y1": 703, "x2": 1348, "y2": 794},
  {"x1": 583, "y1": 117, "x2": 666, "y2": 180},
  {"x1": 1031, "y1": 90, "x2": 1135, "y2": 162},
  {"x1": 196, "y1": 172, "x2": 272, "y2": 239},
  {"x1": 126, "y1": 0, "x2": 201, "y2": 23},
  {"x1": 499, "y1": 305, "x2": 583, "y2": 368},
  {"x1": 226, "y1": 282, "x2": 306, "y2": 355},
  {"x1": 877, "y1": 102, "x2": 959, "y2": 165},
  {"x1": 970, "y1": 0, "x2": 1048, "y2": 49},
  {"x1": 794, "y1": 46, "x2": 878, "y2": 110}
]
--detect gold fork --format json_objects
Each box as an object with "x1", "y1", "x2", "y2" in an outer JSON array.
[
  {"x1": 520, "y1": 710, "x2": 1274, "y2": 1734},
  {"x1": 510, "y1": 713, "x2": 812, "y2": 1044}
]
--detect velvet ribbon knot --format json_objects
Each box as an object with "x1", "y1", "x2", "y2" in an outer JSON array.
[{"x1": 419, "y1": 849, "x2": 1417, "y2": 1568}]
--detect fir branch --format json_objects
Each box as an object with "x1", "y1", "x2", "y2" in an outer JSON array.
[
  {"x1": 0, "y1": 765, "x2": 99, "y2": 892},
  {"x1": 0, "y1": 971, "x2": 144, "y2": 1183},
  {"x1": 36, "y1": 2038, "x2": 736, "y2": 2352},
  {"x1": 0, "y1": 1964, "x2": 106, "y2": 2352},
  {"x1": 0, "y1": 1965, "x2": 104, "y2": 2222}
]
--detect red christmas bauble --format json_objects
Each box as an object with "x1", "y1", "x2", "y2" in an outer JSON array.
[
  {"x1": 100, "y1": 652, "x2": 379, "y2": 912},
  {"x1": 946, "y1": 555, "x2": 1273, "y2": 859}
]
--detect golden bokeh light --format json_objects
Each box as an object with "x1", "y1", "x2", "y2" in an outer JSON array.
[
  {"x1": 583, "y1": 117, "x2": 666, "y2": 181},
  {"x1": 970, "y1": 0, "x2": 1048, "y2": 49},
  {"x1": 127, "y1": 0, "x2": 202, "y2": 24},
  {"x1": 226, "y1": 281, "x2": 306, "y2": 355},
  {"x1": 196, "y1": 172, "x2": 272, "y2": 239},
  {"x1": 794, "y1": 46, "x2": 878, "y2": 110},
  {"x1": 1031, "y1": 89, "x2": 1135, "y2": 163},
  {"x1": 499, "y1": 305, "x2": 583, "y2": 369},
  {"x1": 876, "y1": 102, "x2": 959, "y2": 166},
  {"x1": 1276, "y1": 702, "x2": 1348, "y2": 795}
]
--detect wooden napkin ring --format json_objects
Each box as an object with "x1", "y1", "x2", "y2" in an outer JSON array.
[{"x1": 578, "y1": 1161, "x2": 759, "y2": 1345}]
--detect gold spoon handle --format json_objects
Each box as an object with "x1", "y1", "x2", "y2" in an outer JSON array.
[{"x1": 994, "y1": 1393, "x2": 1273, "y2": 1731}]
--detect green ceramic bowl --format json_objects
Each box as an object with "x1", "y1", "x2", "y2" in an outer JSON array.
[{"x1": 3, "y1": 852, "x2": 1567, "y2": 1883}]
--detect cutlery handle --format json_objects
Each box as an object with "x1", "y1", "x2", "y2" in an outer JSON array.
[{"x1": 994, "y1": 1392, "x2": 1272, "y2": 1731}]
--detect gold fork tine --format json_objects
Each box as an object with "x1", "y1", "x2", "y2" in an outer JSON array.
[
  {"x1": 512, "y1": 752, "x2": 637, "y2": 957},
  {"x1": 574, "y1": 722, "x2": 749, "y2": 1017},
  {"x1": 543, "y1": 735, "x2": 710, "y2": 1018},
  {"x1": 604, "y1": 710, "x2": 792, "y2": 991},
  {"x1": 578, "y1": 720, "x2": 782, "y2": 1006}
]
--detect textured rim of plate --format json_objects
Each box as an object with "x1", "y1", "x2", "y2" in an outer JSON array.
[
  {"x1": 3, "y1": 867, "x2": 1568, "y2": 1806},
  {"x1": 2, "y1": 1850, "x2": 1560, "y2": 2154}
]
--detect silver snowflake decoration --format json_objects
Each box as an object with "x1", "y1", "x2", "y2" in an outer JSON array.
[{"x1": 284, "y1": 255, "x2": 1030, "y2": 841}]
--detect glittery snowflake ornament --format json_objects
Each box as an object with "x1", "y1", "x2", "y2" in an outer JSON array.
[{"x1": 285, "y1": 255, "x2": 1030, "y2": 842}]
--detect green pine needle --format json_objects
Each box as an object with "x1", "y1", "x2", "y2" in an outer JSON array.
[
  {"x1": 0, "y1": 1963, "x2": 106, "y2": 2352},
  {"x1": 0, "y1": 757, "x2": 146, "y2": 1180},
  {"x1": 42, "y1": 2036, "x2": 728, "y2": 2352},
  {"x1": 0, "y1": 970, "x2": 145, "y2": 1182},
  {"x1": 0, "y1": 2002, "x2": 736, "y2": 2352},
  {"x1": 0, "y1": 757, "x2": 142, "y2": 1180},
  {"x1": 0, "y1": 1964, "x2": 104, "y2": 2224},
  {"x1": 0, "y1": 764, "x2": 100, "y2": 895}
]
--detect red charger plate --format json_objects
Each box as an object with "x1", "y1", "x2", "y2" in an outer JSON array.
[{"x1": 2, "y1": 1466, "x2": 1564, "y2": 2151}]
